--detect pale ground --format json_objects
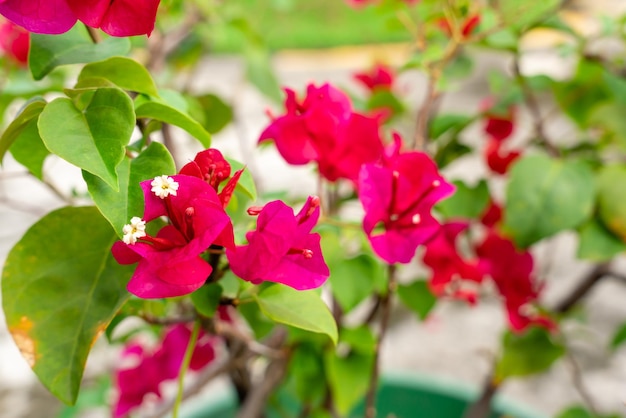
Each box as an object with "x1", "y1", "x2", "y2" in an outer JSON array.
[{"x1": 2, "y1": 1, "x2": 626, "y2": 417}]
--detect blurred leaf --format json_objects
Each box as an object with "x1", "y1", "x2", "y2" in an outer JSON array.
[
  {"x1": 434, "y1": 137, "x2": 472, "y2": 169},
  {"x1": 83, "y1": 142, "x2": 175, "y2": 237},
  {"x1": 436, "y1": 179, "x2": 490, "y2": 220},
  {"x1": 429, "y1": 114, "x2": 474, "y2": 139},
  {"x1": 2, "y1": 206, "x2": 133, "y2": 404},
  {"x1": 365, "y1": 89, "x2": 404, "y2": 120},
  {"x1": 610, "y1": 323, "x2": 626, "y2": 350},
  {"x1": 39, "y1": 88, "x2": 135, "y2": 189},
  {"x1": 553, "y1": 60, "x2": 611, "y2": 128},
  {"x1": 499, "y1": 0, "x2": 560, "y2": 29},
  {"x1": 55, "y1": 376, "x2": 112, "y2": 418},
  {"x1": 29, "y1": 26, "x2": 131, "y2": 80},
  {"x1": 256, "y1": 284, "x2": 338, "y2": 344},
  {"x1": 577, "y1": 218, "x2": 626, "y2": 261},
  {"x1": 504, "y1": 155, "x2": 595, "y2": 248},
  {"x1": 244, "y1": 47, "x2": 282, "y2": 103},
  {"x1": 191, "y1": 283, "x2": 223, "y2": 318},
  {"x1": 397, "y1": 281, "x2": 437, "y2": 320},
  {"x1": 556, "y1": 405, "x2": 620, "y2": 418},
  {"x1": 340, "y1": 325, "x2": 376, "y2": 354},
  {"x1": 0, "y1": 97, "x2": 47, "y2": 163},
  {"x1": 9, "y1": 118, "x2": 49, "y2": 180},
  {"x1": 239, "y1": 300, "x2": 275, "y2": 340},
  {"x1": 289, "y1": 343, "x2": 326, "y2": 405},
  {"x1": 192, "y1": 93, "x2": 234, "y2": 134},
  {"x1": 597, "y1": 164, "x2": 626, "y2": 240},
  {"x1": 78, "y1": 57, "x2": 158, "y2": 97},
  {"x1": 329, "y1": 253, "x2": 385, "y2": 313},
  {"x1": 495, "y1": 327, "x2": 564, "y2": 379},
  {"x1": 325, "y1": 349, "x2": 373, "y2": 416}
]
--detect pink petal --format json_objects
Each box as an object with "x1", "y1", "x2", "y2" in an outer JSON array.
[
  {"x1": 0, "y1": 0, "x2": 76, "y2": 34},
  {"x1": 67, "y1": 0, "x2": 160, "y2": 37}
]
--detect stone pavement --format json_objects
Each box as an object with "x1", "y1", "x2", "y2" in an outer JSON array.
[{"x1": 2, "y1": 2, "x2": 626, "y2": 418}]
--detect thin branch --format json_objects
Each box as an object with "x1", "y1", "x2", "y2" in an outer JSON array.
[
  {"x1": 553, "y1": 263, "x2": 611, "y2": 314},
  {"x1": 364, "y1": 264, "x2": 397, "y2": 418},
  {"x1": 565, "y1": 347, "x2": 600, "y2": 415},
  {"x1": 463, "y1": 370, "x2": 500, "y2": 418}
]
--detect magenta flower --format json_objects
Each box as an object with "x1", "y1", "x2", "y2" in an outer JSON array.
[
  {"x1": 259, "y1": 83, "x2": 384, "y2": 183},
  {"x1": 113, "y1": 324, "x2": 216, "y2": 418},
  {"x1": 226, "y1": 196, "x2": 330, "y2": 290},
  {"x1": 179, "y1": 148, "x2": 244, "y2": 208},
  {"x1": 111, "y1": 174, "x2": 234, "y2": 298},
  {"x1": 354, "y1": 63, "x2": 395, "y2": 92},
  {"x1": 0, "y1": 19, "x2": 29, "y2": 65},
  {"x1": 423, "y1": 222, "x2": 486, "y2": 304},
  {"x1": 0, "y1": 0, "x2": 160, "y2": 36},
  {"x1": 476, "y1": 230, "x2": 555, "y2": 332},
  {"x1": 359, "y1": 136, "x2": 455, "y2": 264}
]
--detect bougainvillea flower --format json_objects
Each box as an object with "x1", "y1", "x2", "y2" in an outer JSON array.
[
  {"x1": 484, "y1": 138, "x2": 522, "y2": 175},
  {"x1": 179, "y1": 148, "x2": 243, "y2": 208},
  {"x1": 359, "y1": 136, "x2": 455, "y2": 264},
  {"x1": 227, "y1": 196, "x2": 330, "y2": 290},
  {"x1": 476, "y1": 230, "x2": 554, "y2": 332},
  {"x1": 111, "y1": 175, "x2": 234, "y2": 298},
  {"x1": 481, "y1": 98, "x2": 515, "y2": 142},
  {"x1": 259, "y1": 83, "x2": 384, "y2": 183},
  {"x1": 346, "y1": 0, "x2": 418, "y2": 7},
  {"x1": 354, "y1": 63, "x2": 395, "y2": 92},
  {"x1": 113, "y1": 324, "x2": 216, "y2": 418},
  {"x1": 480, "y1": 199, "x2": 503, "y2": 228},
  {"x1": 423, "y1": 222, "x2": 486, "y2": 304},
  {"x1": 438, "y1": 14, "x2": 481, "y2": 39},
  {"x1": 0, "y1": 0, "x2": 160, "y2": 36},
  {"x1": 0, "y1": 19, "x2": 29, "y2": 65}
]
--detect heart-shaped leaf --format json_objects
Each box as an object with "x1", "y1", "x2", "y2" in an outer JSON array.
[
  {"x1": 39, "y1": 87, "x2": 135, "y2": 189},
  {"x1": 2, "y1": 206, "x2": 133, "y2": 404},
  {"x1": 78, "y1": 57, "x2": 159, "y2": 97}
]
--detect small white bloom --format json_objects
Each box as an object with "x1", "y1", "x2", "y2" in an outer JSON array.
[
  {"x1": 122, "y1": 217, "x2": 146, "y2": 245},
  {"x1": 151, "y1": 175, "x2": 179, "y2": 199}
]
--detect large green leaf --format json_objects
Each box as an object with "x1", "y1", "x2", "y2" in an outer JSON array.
[
  {"x1": 329, "y1": 253, "x2": 385, "y2": 313},
  {"x1": 255, "y1": 284, "x2": 338, "y2": 344},
  {"x1": 397, "y1": 281, "x2": 437, "y2": 320},
  {"x1": 504, "y1": 155, "x2": 595, "y2": 248},
  {"x1": 0, "y1": 98, "x2": 47, "y2": 163},
  {"x1": 39, "y1": 87, "x2": 135, "y2": 189},
  {"x1": 78, "y1": 57, "x2": 159, "y2": 97},
  {"x1": 596, "y1": 164, "x2": 626, "y2": 241},
  {"x1": 189, "y1": 93, "x2": 234, "y2": 134},
  {"x1": 83, "y1": 142, "x2": 175, "y2": 236},
  {"x1": 495, "y1": 327, "x2": 564, "y2": 379},
  {"x1": 29, "y1": 26, "x2": 131, "y2": 80},
  {"x1": 9, "y1": 118, "x2": 49, "y2": 180},
  {"x1": 324, "y1": 349, "x2": 373, "y2": 415},
  {"x1": 2, "y1": 206, "x2": 133, "y2": 404},
  {"x1": 135, "y1": 98, "x2": 211, "y2": 148}
]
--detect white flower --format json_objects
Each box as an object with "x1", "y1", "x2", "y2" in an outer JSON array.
[
  {"x1": 151, "y1": 175, "x2": 179, "y2": 199},
  {"x1": 122, "y1": 217, "x2": 146, "y2": 245}
]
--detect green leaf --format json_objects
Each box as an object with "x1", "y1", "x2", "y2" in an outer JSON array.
[
  {"x1": 78, "y1": 57, "x2": 159, "y2": 97},
  {"x1": 556, "y1": 405, "x2": 620, "y2": 418},
  {"x1": 434, "y1": 137, "x2": 472, "y2": 169},
  {"x1": 429, "y1": 114, "x2": 474, "y2": 139},
  {"x1": 495, "y1": 327, "x2": 564, "y2": 379},
  {"x1": 499, "y1": 0, "x2": 560, "y2": 29},
  {"x1": 596, "y1": 164, "x2": 626, "y2": 241},
  {"x1": 436, "y1": 179, "x2": 490, "y2": 220},
  {"x1": 577, "y1": 218, "x2": 626, "y2": 261},
  {"x1": 227, "y1": 158, "x2": 257, "y2": 201},
  {"x1": 365, "y1": 89, "x2": 404, "y2": 119},
  {"x1": 191, "y1": 284, "x2": 223, "y2": 318},
  {"x1": 329, "y1": 253, "x2": 385, "y2": 313},
  {"x1": 610, "y1": 323, "x2": 626, "y2": 350},
  {"x1": 255, "y1": 284, "x2": 338, "y2": 344},
  {"x1": 2, "y1": 206, "x2": 133, "y2": 404},
  {"x1": 29, "y1": 26, "x2": 131, "y2": 80},
  {"x1": 190, "y1": 93, "x2": 233, "y2": 134},
  {"x1": 504, "y1": 155, "x2": 595, "y2": 248},
  {"x1": 324, "y1": 349, "x2": 373, "y2": 415},
  {"x1": 135, "y1": 99, "x2": 211, "y2": 148},
  {"x1": 244, "y1": 47, "x2": 282, "y2": 103},
  {"x1": 83, "y1": 142, "x2": 175, "y2": 236},
  {"x1": 397, "y1": 281, "x2": 437, "y2": 320},
  {"x1": 39, "y1": 88, "x2": 135, "y2": 189},
  {"x1": 289, "y1": 343, "x2": 326, "y2": 405},
  {"x1": 340, "y1": 325, "x2": 376, "y2": 354},
  {"x1": 0, "y1": 97, "x2": 47, "y2": 163},
  {"x1": 9, "y1": 117, "x2": 49, "y2": 180}
]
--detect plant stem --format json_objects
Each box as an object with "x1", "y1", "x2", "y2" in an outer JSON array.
[
  {"x1": 463, "y1": 371, "x2": 500, "y2": 418},
  {"x1": 85, "y1": 25, "x2": 101, "y2": 43},
  {"x1": 172, "y1": 320, "x2": 201, "y2": 418},
  {"x1": 364, "y1": 264, "x2": 397, "y2": 418},
  {"x1": 554, "y1": 262, "x2": 611, "y2": 313}
]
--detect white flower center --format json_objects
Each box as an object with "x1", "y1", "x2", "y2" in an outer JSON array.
[
  {"x1": 122, "y1": 217, "x2": 146, "y2": 245},
  {"x1": 151, "y1": 175, "x2": 179, "y2": 199}
]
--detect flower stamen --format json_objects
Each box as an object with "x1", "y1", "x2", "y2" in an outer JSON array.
[
  {"x1": 151, "y1": 175, "x2": 179, "y2": 199},
  {"x1": 122, "y1": 217, "x2": 146, "y2": 245}
]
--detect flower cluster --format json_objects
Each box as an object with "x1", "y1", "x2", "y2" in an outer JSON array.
[
  {"x1": 0, "y1": 19, "x2": 28, "y2": 65},
  {"x1": 0, "y1": 0, "x2": 160, "y2": 36},
  {"x1": 114, "y1": 324, "x2": 216, "y2": 418}
]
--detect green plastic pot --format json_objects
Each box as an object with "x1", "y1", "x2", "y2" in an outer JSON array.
[{"x1": 180, "y1": 373, "x2": 547, "y2": 418}]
